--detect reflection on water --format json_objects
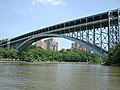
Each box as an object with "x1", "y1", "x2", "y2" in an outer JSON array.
[{"x1": 0, "y1": 62, "x2": 120, "y2": 90}]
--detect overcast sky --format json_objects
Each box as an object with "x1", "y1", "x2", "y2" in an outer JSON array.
[{"x1": 0, "y1": 0, "x2": 120, "y2": 49}]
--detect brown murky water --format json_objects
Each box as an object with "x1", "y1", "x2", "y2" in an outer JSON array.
[{"x1": 0, "y1": 62, "x2": 120, "y2": 90}]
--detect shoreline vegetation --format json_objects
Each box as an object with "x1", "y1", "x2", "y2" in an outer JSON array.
[
  {"x1": 0, "y1": 42, "x2": 120, "y2": 66},
  {"x1": 0, "y1": 45, "x2": 101, "y2": 64},
  {"x1": 103, "y1": 42, "x2": 120, "y2": 67}
]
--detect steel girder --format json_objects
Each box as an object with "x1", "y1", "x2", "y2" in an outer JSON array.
[{"x1": 62, "y1": 26, "x2": 108, "y2": 57}]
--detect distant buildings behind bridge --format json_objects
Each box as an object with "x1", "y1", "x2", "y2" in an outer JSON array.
[
  {"x1": 35, "y1": 38, "x2": 87, "y2": 52},
  {"x1": 35, "y1": 38, "x2": 58, "y2": 51},
  {"x1": 71, "y1": 43, "x2": 87, "y2": 51}
]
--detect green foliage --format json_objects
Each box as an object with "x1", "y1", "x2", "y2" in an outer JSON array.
[
  {"x1": 0, "y1": 47, "x2": 8, "y2": 59},
  {"x1": 0, "y1": 45, "x2": 101, "y2": 63},
  {"x1": 9, "y1": 49, "x2": 19, "y2": 59},
  {"x1": 87, "y1": 53, "x2": 101, "y2": 64},
  {"x1": 23, "y1": 47, "x2": 101, "y2": 63},
  {"x1": 104, "y1": 43, "x2": 120, "y2": 66},
  {"x1": 0, "y1": 39, "x2": 8, "y2": 43},
  {"x1": 0, "y1": 47, "x2": 19, "y2": 60}
]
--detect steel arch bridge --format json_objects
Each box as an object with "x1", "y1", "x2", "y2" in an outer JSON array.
[{"x1": 0, "y1": 9, "x2": 120, "y2": 57}]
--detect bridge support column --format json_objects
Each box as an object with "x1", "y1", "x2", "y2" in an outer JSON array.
[
  {"x1": 108, "y1": 9, "x2": 120, "y2": 51},
  {"x1": 93, "y1": 24, "x2": 95, "y2": 46},
  {"x1": 7, "y1": 39, "x2": 10, "y2": 50},
  {"x1": 108, "y1": 10, "x2": 115, "y2": 49},
  {"x1": 118, "y1": 9, "x2": 120, "y2": 42},
  {"x1": 100, "y1": 22, "x2": 102, "y2": 54}
]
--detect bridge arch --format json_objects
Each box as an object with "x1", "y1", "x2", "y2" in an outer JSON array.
[{"x1": 17, "y1": 33, "x2": 107, "y2": 57}]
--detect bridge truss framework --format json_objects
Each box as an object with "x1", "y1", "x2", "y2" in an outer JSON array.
[{"x1": 0, "y1": 8, "x2": 120, "y2": 57}]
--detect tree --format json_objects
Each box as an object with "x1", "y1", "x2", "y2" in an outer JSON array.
[
  {"x1": 8, "y1": 49, "x2": 19, "y2": 60},
  {"x1": 104, "y1": 42, "x2": 120, "y2": 66},
  {"x1": 0, "y1": 47, "x2": 8, "y2": 59},
  {"x1": 59, "y1": 48, "x2": 65, "y2": 52}
]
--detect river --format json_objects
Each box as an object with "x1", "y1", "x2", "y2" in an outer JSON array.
[{"x1": 0, "y1": 62, "x2": 120, "y2": 90}]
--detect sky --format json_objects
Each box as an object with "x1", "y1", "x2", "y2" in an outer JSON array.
[{"x1": 0, "y1": 0, "x2": 120, "y2": 50}]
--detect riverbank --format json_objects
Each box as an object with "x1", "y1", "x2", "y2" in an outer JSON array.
[
  {"x1": 0, "y1": 60, "x2": 88, "y2": 64},
  {"x1": 103, "y1": 63, "x2": 120, "y2": 67},
  {"x1": 0, "y1": 60, "x2": 26, "y2": 63},
  {"x1": 32, "y1": 61, "x2": 88, "y2": 64}
]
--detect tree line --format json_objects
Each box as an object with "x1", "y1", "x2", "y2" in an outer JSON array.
[
  {"x1": 1, "y1": 42, "x2": 120, "y2": 65},
  {"x1": 0, "y1": 45, "x2": 101, "y2": 63},
  {"x1": 104, "y1": 42, "x2": 120, "y2": 66}
]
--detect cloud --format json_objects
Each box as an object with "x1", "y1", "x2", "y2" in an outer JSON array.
[{"x1": 32, "y1": 0, "x2": 65, "y2": 6}]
